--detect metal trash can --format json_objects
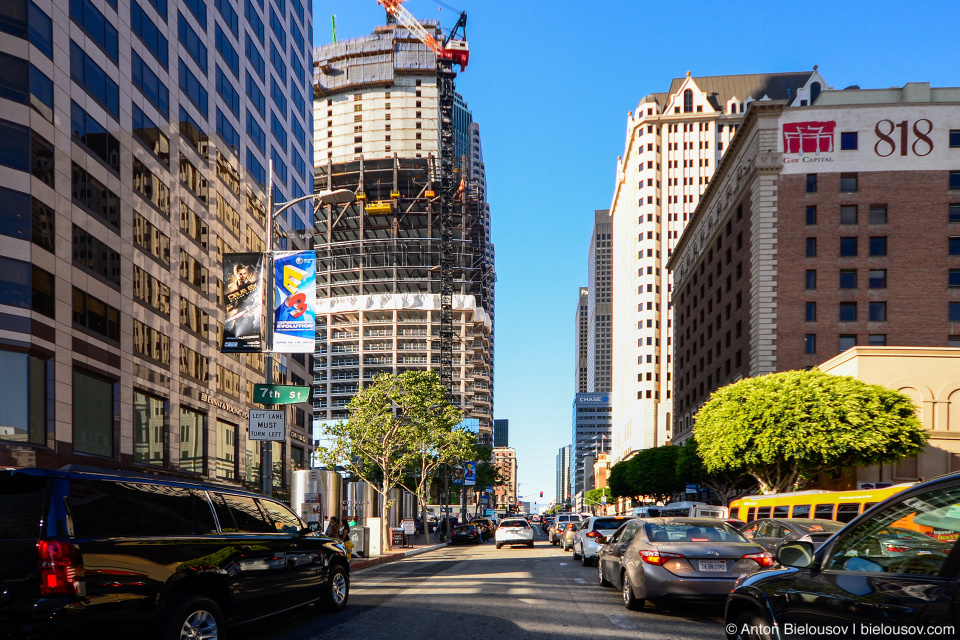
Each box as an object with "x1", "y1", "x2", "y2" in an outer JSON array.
[{"x1": 349, "y1": 527, "x2": 368, "y2": 558}]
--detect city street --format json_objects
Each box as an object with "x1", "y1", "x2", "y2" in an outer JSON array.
[{"x1": 236, "y1": 528, "x2": 725, "y2": 640}]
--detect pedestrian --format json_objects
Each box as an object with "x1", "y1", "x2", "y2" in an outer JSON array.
[
  {"x1": 340, "y1": 519, "x2": 353, "y2": 560},
  {"x1": 324, "y1": 516, "x2": 340, "y2": 538},
  {"x1": 439, "y1": 516, "x2": 448, "y2": 541}
]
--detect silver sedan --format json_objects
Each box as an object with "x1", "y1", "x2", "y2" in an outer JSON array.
[{"x1": 597, "y1": 518, "x2": 773, "y2": 610}]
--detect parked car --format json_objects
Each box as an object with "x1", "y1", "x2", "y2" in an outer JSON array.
[
  {"x1": 495, "y1": 518, "x2": 534, "y2": 549},
  {"x1": 725, "y1": 472, "x2": 960, "y2": 640},
  {"x1": 560, "y1": 521, "x2": 581, "y2": 551},
  {"x1": 738, "y1": 518, "x2": 845, "y2": 553},
  {"x1": 0, "y1": 466, "x2": 350, "y2": 640},
  {"x1": 597, "y1": 517, "x2": 772, "y2": 610},
  {"x1": 451, "y1": 524, "x2": 483, "y2": 545},
  {"x1": 572, "y1": 516, "x2": 632, "y2": 565},
  {"x1": 469, "y1": 518, "x2": 496, "y2": 541}
]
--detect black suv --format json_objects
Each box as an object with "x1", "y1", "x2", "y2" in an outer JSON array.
[{"x1": 0, "y1": 466, "x2": 350, "y2": 639}]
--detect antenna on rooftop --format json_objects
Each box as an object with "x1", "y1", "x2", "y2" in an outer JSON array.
[{"x1": 331, "y1": 14, "x2": 337, "y2": 42}]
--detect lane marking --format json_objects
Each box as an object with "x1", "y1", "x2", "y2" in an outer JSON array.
[
  {"x1": 559, "y1": 562, "x2": 568, "y2": 566},
  {"x1": 606, "y1": 613, "x2": 637, "y2": 630},
  {"x1": 573, "y1": 577, "x2": 586, "y2": 584}
]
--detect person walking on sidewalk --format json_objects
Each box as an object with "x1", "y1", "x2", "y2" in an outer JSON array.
[
  {"x1": 439, "y1": 517, "x2": 448, "y2": 541},
  {"x1": 340, "y1": 519, "x2": 353, "y2": 560},
  {"x1": 324, "y1": 516, "x2": 340, "y2": 538}
]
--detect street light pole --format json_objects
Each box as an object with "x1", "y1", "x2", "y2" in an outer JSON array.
[{"x1": 261, "y1": 160, "x2": 355, "y2": 496}]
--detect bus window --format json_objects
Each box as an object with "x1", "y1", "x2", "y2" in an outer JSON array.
[
  {"x1": 836, "y1": 503, "x2": 860, "y2": 523},
  {"x1": 757, "y1": 506, "x2": 772, "y2": 519},
  {"x1": 815, "y1": 504, "x2": 835, "y2": 520},
  {"x1": 863, "y1": 502, "x2": 878, "y2": 513},
  {"x1": 773, "y1": 505, "x2": 789, "y2": 518},
  {"x1": 730, "y1": 507, "x2": 740, "y2": 520},
  {"x1": 747, "y1": 507, "x2": 756, "y2": 522},
  {"x1": 791, "y1": 505, "x2": 811, "y2": 518}
]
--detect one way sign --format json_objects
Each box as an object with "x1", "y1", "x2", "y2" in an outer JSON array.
[{"x1": 249, "y1": 410, "x2": 285, "y2": 441}]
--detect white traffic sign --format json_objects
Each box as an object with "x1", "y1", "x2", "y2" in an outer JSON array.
[{"x1": 249, "y1": 410, "x2": 285, "y2": 441}]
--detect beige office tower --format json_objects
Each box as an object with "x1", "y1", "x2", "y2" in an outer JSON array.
[
  {"x1": 608, "y1": 70, "x2": 828, "y2": 463},
  {"x1": 312, "y1": 20, "x2": 495, "y2": 444}
]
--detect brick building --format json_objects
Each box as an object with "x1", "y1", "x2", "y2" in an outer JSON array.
[{"x1": 668, "y1": 82, "x2": 960, "y2": 446}]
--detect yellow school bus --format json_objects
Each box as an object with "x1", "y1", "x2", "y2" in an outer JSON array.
[{"x1": 729, "y1": 484, "x2": 914, "y2": 524}]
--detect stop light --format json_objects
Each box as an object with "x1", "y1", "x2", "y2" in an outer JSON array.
[{"x1": 540, "y1": 491, "x2": 543, "y2": 497}]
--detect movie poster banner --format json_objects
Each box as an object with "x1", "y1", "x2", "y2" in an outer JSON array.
[
  {"x1": 222, "y1": 253, "x2": 264, "y2": 353},
  {"x1": 273, "y1": 250, "x2": 317, "y2": 353}
]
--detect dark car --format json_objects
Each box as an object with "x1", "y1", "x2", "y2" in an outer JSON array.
[
  {"x1": 451, "y1": 524, "x2": 482, "y2": 545},
  {"x1": 726, "y1": 472, "x2": 960, "y2": 640},
  {"x1": 0, "y1": 466, "x2": 350, "y2": 640},
  {"x1": 738, "y1": 518, "x2": 845, "y2": 553}
]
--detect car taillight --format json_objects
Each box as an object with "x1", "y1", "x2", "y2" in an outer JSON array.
[
  {"x1": 38, "y1": 540, "x2": 81, "y2": 597},
  {"x1": 885, "y1": 544, "x2": 909, "y2": 553},
  {"x1": 585, "y1": 530, "x2": 602, "y2": 538},
  {"x1": 742, "y1": 551, "x2": 774, "y2": 568},
  {"x1": 640, "y1": 549, "x2": 684, "y2": 566}
]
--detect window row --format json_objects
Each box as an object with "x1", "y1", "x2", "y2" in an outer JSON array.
[{"x1": 804, "y1": 301, "x2": 888, "y2": 323}]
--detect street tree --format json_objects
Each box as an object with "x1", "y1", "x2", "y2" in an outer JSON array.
[
  {"x1": 630, "y1": 445, "x2": 685, "y2": 504},
  {"x1": 675, "y1": 438, "x2": 756, "y2": 505},
  {"x1": 583, "y1": 487, "x2": 611, "y2": 513},
  {"x1": 472, "y1": 446, "x2": 504, "y2": 517},
  {"x1": 607, "y1": 459, "x2": 633, "y2": 500},
  {"x1": 694, "y1": 370, "x2": 928, "y2": 494}
]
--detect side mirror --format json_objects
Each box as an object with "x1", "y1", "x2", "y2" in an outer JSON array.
[{"x1": 777, "y1": 541, "x2": 815, "y2": 569}]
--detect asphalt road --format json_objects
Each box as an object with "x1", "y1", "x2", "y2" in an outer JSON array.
[{"x1": 235, "y1": 527, "x2": 725, "y2": 640}]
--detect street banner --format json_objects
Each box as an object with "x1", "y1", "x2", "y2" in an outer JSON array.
[
  {"x1": 463, "y1": 461, "x2": 476, "y2": 486},
  {"x1": 451, "y1": 465, "x2": 465, "y2": 486},
  {"x1": 272, "y1": 251, "x2": 316, "y2": 353},
  {"x1": 222, "y1": 253, "x2": 264, "y2": 353}
]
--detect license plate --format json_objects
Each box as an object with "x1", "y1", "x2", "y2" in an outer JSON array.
[{"x1": 698, "y1": 561, "x2": 726, "y2": 572}]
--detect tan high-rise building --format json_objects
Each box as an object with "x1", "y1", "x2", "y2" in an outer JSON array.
[
  {"x1": 493, "y1": 447, "x2": 517, "y2": 510},
  {"x1": 609, "y1": 70, "x2": 828, "y2": 463}
]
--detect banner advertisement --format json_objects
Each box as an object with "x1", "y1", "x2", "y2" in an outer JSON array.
[
  {"x1": 222, "y1": 253, "x2": 264, "y2": 353},
  {"x1": 463, "y1": 461, "x2": 476, "y2": 486},
  {"x1": 273, "y1": 251, "x2": 316, "y2": 353}
]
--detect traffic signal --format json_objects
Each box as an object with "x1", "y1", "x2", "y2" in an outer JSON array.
[{"x1": 540, "y1": 491, "x2": 543, "y2": 497}]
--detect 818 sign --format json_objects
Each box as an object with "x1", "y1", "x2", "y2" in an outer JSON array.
[{"x1": 874, "y1": 119, "x2": 933, "y2": 157}]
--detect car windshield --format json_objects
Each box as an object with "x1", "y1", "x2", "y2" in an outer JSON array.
[
  {"x1": 501, "y1": 519, "x2": 529, "y2": 528},
  {"x1": 455, "y1": 525, "x2": 475, "y2": 533},
  {"x1": 593, "y1": 518, "x2": 629, "y2": 530},
  {"x1": 645, "y1": 523, "x2": 746, "y2": 543}
]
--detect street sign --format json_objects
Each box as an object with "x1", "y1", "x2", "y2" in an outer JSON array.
[
  {"x1": 249, "y1": 409, "x2": 285, "y2": 441},
  {"x1": 254, "y1": 384, "x2": 311, "y2": 404}
]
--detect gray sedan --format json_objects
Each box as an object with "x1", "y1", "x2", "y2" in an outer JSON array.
[{"x1": 597, "y1": 518, "x2": 773, "y2": 610}]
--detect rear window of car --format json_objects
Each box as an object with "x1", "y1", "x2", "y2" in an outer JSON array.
[
  {"x1": 218, "y1": 494, "x2": 276, "y2": 534},
  {"x1": 501, "y1": 519, "x2": 529, "y2": 528},
  {"x1": 67, "y1": 480, "x2": 216, "y2": 537},
  {"x1": 645, "y1": 523, "x2": 746, "y2": 543},
  {"x1": 0, "y1": 472, "x2": 47, "y2": 539},
  {"x1": 593, "y1": 518, "x2": 628, "y2": 530}
]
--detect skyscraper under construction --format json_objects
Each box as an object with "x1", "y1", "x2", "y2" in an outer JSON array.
[{"x1": 311, "y1": 19, "x2": 495, "y2": 443}]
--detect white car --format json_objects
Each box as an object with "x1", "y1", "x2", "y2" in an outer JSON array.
[
  {"x1": 572, "y1": 515, "x2": 633, "y2": 565},
  {"x1": 495, "y1": 518, "x2": 534, "y2": 549}
]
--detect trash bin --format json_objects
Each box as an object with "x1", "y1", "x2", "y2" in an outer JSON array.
[{"x1": 349, "y1": 527, "x2": 368, "y2": 558}]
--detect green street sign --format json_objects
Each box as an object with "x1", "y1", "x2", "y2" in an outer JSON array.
[{"x1": 254, "y1": 384, "x2": 311, "y2": 404}]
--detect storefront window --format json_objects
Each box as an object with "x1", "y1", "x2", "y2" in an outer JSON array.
[
  {"x1": 73, "y1": 369, "x2": 117, "y2": 457},
  {"x1": 0, "y1": 350, "x2": 47, "y2": 445},
  {"x1": 217, "y1": 419, "x2": 237, "y2": 480}
]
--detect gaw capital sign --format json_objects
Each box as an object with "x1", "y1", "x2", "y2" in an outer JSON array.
[{"x1": 249, "y1": 410, "x2": 285, "y2": 441}]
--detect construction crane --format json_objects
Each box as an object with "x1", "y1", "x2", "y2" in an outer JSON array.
[{"x1": 378, "y1": 0, "x2": 469, "y2": 398}]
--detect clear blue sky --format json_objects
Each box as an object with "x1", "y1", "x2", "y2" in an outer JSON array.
[{"x1": 314, "y1": 0, "x2": 956, "y2": 508}]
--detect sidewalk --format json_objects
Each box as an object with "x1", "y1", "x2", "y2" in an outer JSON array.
[{"x1": 349, "y1": 539, "x2": 450, "y2": 571}]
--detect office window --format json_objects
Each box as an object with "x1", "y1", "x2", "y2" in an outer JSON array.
[
  {"x1": 178, "y1": 12, "x2": 208, "y2": 73},
  {"x1": 804, "y1": 334, "x2": 816, "y2": 354},
  {"x1": 179, "y1": 59, "x2": 208, "y2": 116},
  {"x1": 291, "y1": 118, "x2": 306, "y2": 151},
  {"x1": 289, "y1": 14, "x2": 304, "y2": 53},
  {"x1": 951, "y1": 130, "x2": 960, "y2": 148},
  {"x1": 290, "y1": 82, "x2": 306, "y2": 121},
  {"x1": 246, "y1": 111, "x2": 265, "y2": 152},
  {"x1": 73, "y1": 226, "x2": 121, "y2": 287},
  {"x1": 245, "y1": 0, "x2": 263, "y2": 42},
  {"x1": 216, "y1": 66, "x2": 240, "y2": 116},
  {"x1": 146, "y1": 0, "x2": 166, "y2": 14},
  {"x1": 839, "y1": 269, "x2": 857, "y2": 289},
  {"x1": 215, "y1": 0, "x2": 238, "y2": 36},
  {"x1": 950, "y1": 270, "x2": 960, "y2": 288},
  {"x1": 132, "y1": 52, "x2": 169, "y2": 115},
  {"x1": 869, "y1": 301, "x2": 887, "y2": 322},
  {"x1": 70, "y1": 101, "x2": 120, "y2": 171},
  {"x1": 950, "y1": 336, "x2": 960, "y2": 348},
  {"x1": 840, "y1": 173, "x2": 858, "y2": 192},
  {"x1": 70, "y1": 0, "x2": 118, "y2": 61},
  {"x1": 245, "y1": 33, "x2": 264, "y2": 79},
  {"x1": 216, "y1": 108, "x2": 239, "y2": 152},
  {"x1": 183, "y1": 0, "x2": 207, "y2": 29},
  {"x1": 869, "y1": 205, "x2": 887, "y2": 224},
  {"x1": 0, "y1": 349, "x2": 48, "y2": 446},
  {"x1": 869, "y1": 269, "x2": 887, "y2": 289},
  {"x1": 951, "y1": 236, "x2": 960, "y2": 255},
  {"x1": 246, "y1": 148, "x2": 265, "y2": 186},
  {"x1": 950, "y1": 303, "x2": 960, "y2": 323},
  {"x1": 952, "y1": 172, "x2": 960, "y2": 190},
  {"x1": 805, "y1": 302, "x2": 817, "y2": 322},
  {"x1": 131, "y1": 2, "x2": 168, "y2": 68},
  {"x1": 70, "y1": 41, "x2": 119, "y2": 119},
  {"x1": 73, "y1": 369, "x2": 118, "y2": 457},
  {"x1": 270, "y1": 76, "x2": 287, "y2": 113},
  {"x1": 271, "y1": 148, "x2": 286, "y2": 184},
  {"x1": 950, "y1": 204, "x2": 960, "y2": 223},
  {"x1": 269, "y1": 41, "x2": 286, "y2": 78},
  {"x1": 179, "y1": 345, "x2": 209, "y2": 383},
  {"x1": 72, "y1": 287, "x2": 120, "y2": 342},
  {"x1": 133, "y1": 158, "x2": 171, "y2": 215},
  {"x1": 839, "y1": 302, "x2": 857, "y2": 322},
  {"x1": 840, "y1": 205, "x2": 857, "y2": 224},
  {"x1": 179, "y1": 106, "x2": 207, "y2": 154},
  {"x1": 806, "y1": 174, "x2": 817, "y2": 193},
  {"x1": 806, "y1": 238, "x2": 817, "y2": 257},
  {"x1": 180, "y1": 407, "x2": 206, "y2": 474},
  {"x1": 868, "y1": 334, "x2": 886, "y2": 346},
  {"x1": 840, "y1": 132, "x2": 858, "y2": 150},
  {"x1": 270, "y1": 111, "x2": 287, "y2": 150},
  {"x1": 0, "y1": 186, "x2": 53, "y2": 252},
  {"x1": 0, "y1": 257, "x2": 54, "y2": 318},
  {"x1": 132, "y1": 105, "x2": 170, "y2": 166},
  {"x1": 839, "y1": 335, "x2": 858, "y2": 351},
  {"x1": 290, "y1": 56, "x2": 305, "y2": 86},
  {"x1": 246, "y1": 72, "x2": 265, "y2": 116},
  {"x1": 179, "y1": 153, "x2": 207, "y2": 203},
  {"x1": 805, "y1": 270, "x2": 816, "y2": 289},
  {"x1": 868, "y1": 236, "x2": 887, "y2": 256},
  {"x1": 133, "y1": 390, "x2": 166, "y2": 466},
  {"x1": 269, "y1": 6, "x2": 285, "y2": 48},
  {"x1": 215, "y1": 24, "x2": 239, "y2": 78},
  {"x1": 839, "y1": 237, "x2": 857, "y2": 256},
  {"x1": 72, "y1": 164, "x2": 120, "y2": 228},
  {"x1": 806, "y1": 205, "x2": 817, "y2": 225}
]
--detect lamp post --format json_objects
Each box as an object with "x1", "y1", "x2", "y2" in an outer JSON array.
[{"x1": 261, "y1": 164, "x2": 355, "y2": 497}]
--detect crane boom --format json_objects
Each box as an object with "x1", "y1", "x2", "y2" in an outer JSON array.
[{"x1": 378, "y1": 0, "x2": 469, "y2": 69}]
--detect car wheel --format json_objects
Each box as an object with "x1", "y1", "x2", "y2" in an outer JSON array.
[
  {"x1": 526, "y1": 541, "x2": 534, "y2": 548},
  {"x1": 317, "y1": 564, "x2": 349, "y2": 612},
  {"x1": 581, "y1": 550, "x2": 592, "y2": 566},
  {"x1": 496, "y1": 542, "x2": 502, "y2": 549},
  {"x1": 598, "y1": 561, "x2": 612, "y2": 587},
  {"x1": 621, "y1": 572, "x2": 643, "y2": 611},
  {"x1": 572, "y1": 544, "x2": 581, "y2": 560},
  {"x1": 730, "y1": 610, "x2": 775, "y2": 640},
  {"x1": 165, "y1": 595, "x2": 225, "y2": 640}
]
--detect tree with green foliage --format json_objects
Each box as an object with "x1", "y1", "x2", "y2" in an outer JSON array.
[
  {"x1": 694, "y1": 370, "x2": 928, "y2": 494},
  {"x1": 607, "y1": 458, "x2": 633, "y2": 500},
  {"x1": 316, "y1": 371, "x2": 461, "y2": 552},
  {"x1": 583, "y1": 487, "x2": 611, "y2": 512},
  {"x1": 630, "y1": 445, "x2": 685, "y2": 504},
  {"x1": 675, "y1": 438, "x2": 756, "y2": 505}
]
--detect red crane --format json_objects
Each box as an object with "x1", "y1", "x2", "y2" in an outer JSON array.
[{"x1": 378, "y1": 0, "x2": 469, "y2": 70}]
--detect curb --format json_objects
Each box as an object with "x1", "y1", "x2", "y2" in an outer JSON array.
[{"x1": 350, "y1": 542, "x2": 450, "y2": 571}]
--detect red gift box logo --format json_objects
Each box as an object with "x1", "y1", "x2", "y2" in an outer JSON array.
[{"x1": 783, "y1": 121, "x2": 836, "y2": 154}]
